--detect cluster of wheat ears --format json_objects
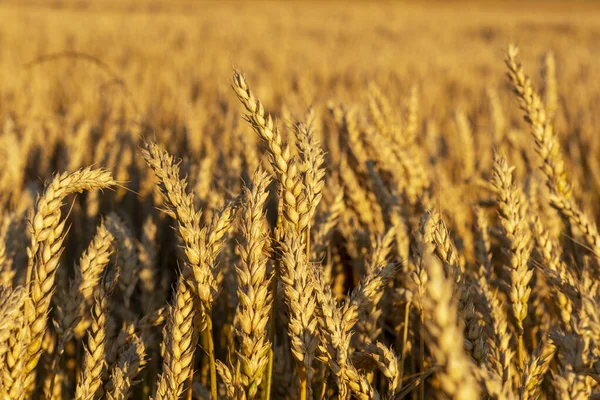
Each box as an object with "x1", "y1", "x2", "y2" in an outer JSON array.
[{"x1": 0, "y1": 35, "x2": 599, "y2": 399}]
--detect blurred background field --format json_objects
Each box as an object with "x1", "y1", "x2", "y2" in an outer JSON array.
[
  {"x1": 1, "y1": 1, "x2": 598, "y2": 124},
  {"x1": 1, "y1": 0, "x2": 598, "y2": 213}
]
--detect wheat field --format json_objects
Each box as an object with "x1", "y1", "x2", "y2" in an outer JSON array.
[{"x1": 1, "y1": 1, "x2": 600, "y2": 399}]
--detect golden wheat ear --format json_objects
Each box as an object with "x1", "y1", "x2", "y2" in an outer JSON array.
[{"x1": 24, "y1": 168, "x2": 115, "y2": 388}]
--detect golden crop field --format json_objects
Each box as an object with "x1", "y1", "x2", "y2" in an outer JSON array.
[{"x1": 1, "y1": 0, "x2": 600, "y2": 399}]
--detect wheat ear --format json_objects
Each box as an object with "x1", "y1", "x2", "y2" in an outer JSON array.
[
  {"x1": 24, "y1": 167, "x2": 115, "y2": 383},
  {"x1": 505, "y1": 44, "x2": 570, "y2": 199},
  {"x1": 421, "y1": 253, "x2": 480, "y2": 400},
  {"x1": 75, "y1": 266, "x2": 119, "y2": 400},
  {"x1": 106, "y1": 334, "x2": 147, "y2": 400},
  {"x1": 295, "y1": 117, "x2": 326, "y2": 255},
  {"x1": 491, "y1": 154, "x2": 533, "y2": 369},
  {"x1": 233, "y1": 170, "x2": 273, "y2": 398},
  {"x1": 313, "y1": 268, "x2": 379, "y2": 400},
  {"x1": 519, "y1": 337, "x2": 556, "y2": 399},
  {"x1": 105, "y1": 212, "x2": 139, "y2": 308},
  {"x1": 355, "y1": 228, "x2": 396, "y2": 348},
  {"x1": 280, "y1": 234, "x2": 319, "y2": 400},
  {"x1": 232, "y1": 70, "x2": 310, "y2": 236},
  {"x1": 154, "y1": 277, "x2": 198, "y2": 400}
]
